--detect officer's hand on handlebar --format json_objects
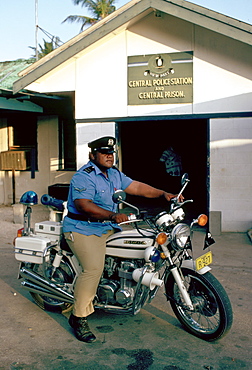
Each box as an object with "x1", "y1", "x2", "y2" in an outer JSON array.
[
  {"x1": 110, "y1": 213, "x2": 129, "y2": 224},
  {"x1": 164, "y1": 192, "x2": 184, "y2": 203}
]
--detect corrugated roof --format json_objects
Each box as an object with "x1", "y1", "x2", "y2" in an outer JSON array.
[
  {"x1": 0, "y1": 59, "x2": 34, "y2": 90},
  {"x1": 0, "y1": 59, "x2": 68, "y2": 114}
]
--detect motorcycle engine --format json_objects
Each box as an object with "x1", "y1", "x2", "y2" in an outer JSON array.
[{"x1": 97, "y1": 258, "x2": 137, "y2": 306}]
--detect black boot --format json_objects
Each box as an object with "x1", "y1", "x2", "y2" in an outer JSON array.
[{"x1": 69, "y1": 314, "x2": 96, "y2": 343}]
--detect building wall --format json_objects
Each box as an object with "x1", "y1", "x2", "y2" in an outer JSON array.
[
  {"x1": 27, "y1": 61, "x2": 76, "y2": 94},
  {"x1": 193, "y1": 25, "x2": 251, "y2": 114},
  {"x1": 0, "y1": 118, "x2": 9, "y2": 204},
  {"x1": 26, "y1": 13, "x2": 252, "y2": 118},
  {"x1": 210, "y1": 117, "x2": 252, "y2": 232},
  {"x1": 76, "y1": 121, "x2": 116, "y2": 169},
  {"x1": 23, "y1": 10, "x2": 252, "y2": 231},
  {"x1": 73, "y1": 13, "x2": 251, "y2": 118},
  {"x1": 0, "y1": 116, "x2": 74, "y2": 205}
]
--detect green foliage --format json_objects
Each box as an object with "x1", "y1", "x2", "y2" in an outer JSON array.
[
  {"x1": 63, "y1": 0, "x2": 117, "y2": 31},
  {"x1": 29, "y1": 37, "x2": 61, "y2": 60}
]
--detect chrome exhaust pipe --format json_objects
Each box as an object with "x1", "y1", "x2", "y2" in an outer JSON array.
[
  {"x1": 20, "y1": 267, "x2": 74, "y2": 303},
  {"x1": 94, "y1": 303, "x2": 133, "y2": 314},
  {"x1": 21, "y1": 280, "x2": 74, "y2": 304}
]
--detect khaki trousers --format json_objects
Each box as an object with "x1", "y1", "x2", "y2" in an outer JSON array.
[{"x1": 64, "y1": 230, "x2": 113, "y2": 317}]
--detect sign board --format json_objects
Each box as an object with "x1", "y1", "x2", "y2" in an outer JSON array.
[{"x1": 128, "y1": 52, "x2": 193, "y2": 105}]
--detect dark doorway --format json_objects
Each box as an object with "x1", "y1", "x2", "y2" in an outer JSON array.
[{"x1": 118, "y1": 119, "x2": 209, "y2": 220}]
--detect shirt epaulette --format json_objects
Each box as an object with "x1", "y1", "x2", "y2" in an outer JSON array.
[{"x1": 83, "y1": 166, "x2": 94, "y2": 174}]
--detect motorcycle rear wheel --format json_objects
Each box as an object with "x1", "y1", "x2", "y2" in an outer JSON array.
[
  {"x1": 165, "y1": 268, "x2": 233, "y2": 341},
  {"x1": 29, "y1": 258, "x2": 74, "y2": 314}
]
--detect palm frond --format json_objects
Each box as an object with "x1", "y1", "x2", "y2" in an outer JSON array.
[
  {"x1": 62, "y1": 15, "x2": 87, "y2": 24},
  {"x1": 63, "y1": 0, "x2": 117, "y2": 31}
]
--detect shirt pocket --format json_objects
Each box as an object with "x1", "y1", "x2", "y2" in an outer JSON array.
[{"x1": 94, "y1": 186, "x2": 112, "y2": 208}]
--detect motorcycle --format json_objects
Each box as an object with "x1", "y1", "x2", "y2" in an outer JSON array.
[{"x1": 14, "y1": 174, "x2": 233, "y2": 341}]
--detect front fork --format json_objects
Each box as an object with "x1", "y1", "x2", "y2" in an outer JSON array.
[{"x1": 161, "y1": 244, "x2": 194, "y2": 310}]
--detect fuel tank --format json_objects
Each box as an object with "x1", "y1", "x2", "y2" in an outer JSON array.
[{"x1": 106, "y1": 229, "x2": 155, "y2": 259}]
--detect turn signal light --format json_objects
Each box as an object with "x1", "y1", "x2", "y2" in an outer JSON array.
[
  {"x1": 13, "y1": 228, "x2": 24, "y2": 246},
  {"x1": 156, "y1": 232, "x2": 167, "y2": 245},
  {"x1": 197, "y1": 214, "x2": 208, "y2": 226},
  {"x1": 160, "y1": 252, "x2": 166, "y2": 259},
  {"x1": 17, "y1": 228, "x2": 24, "y2": 237}
]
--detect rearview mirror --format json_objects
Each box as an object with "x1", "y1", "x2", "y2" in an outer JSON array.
[
  {"x1": 181, "y1": 173, "x2": 189, "y2": 186},
  {"x1": 112, "y1": 190, "x2": 127, "y2": 204}
]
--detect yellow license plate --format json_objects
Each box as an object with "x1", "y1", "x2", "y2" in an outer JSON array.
[{"x1": 195, "y1": 251, "x2": 212, "y2": 271}]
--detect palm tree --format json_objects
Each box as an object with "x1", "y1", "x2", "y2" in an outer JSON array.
[
  {"x1": 62, "y1": 0, "x2": 117, "y2": 31},
  {"x1": 30, "y1": 37, "x2": 61, "y2": 60}
]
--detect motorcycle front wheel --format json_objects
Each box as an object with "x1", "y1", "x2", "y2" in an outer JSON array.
[
  {"x1": 165, "y1": 268, "x2": 233, "y2": 341},
  {"x1": 29, "y1": 257, "x2": 74, "y2": 314}
]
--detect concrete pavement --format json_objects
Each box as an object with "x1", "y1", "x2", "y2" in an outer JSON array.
[{"x1": 0, "y1": 206, "x2": 251, "y2": 370}]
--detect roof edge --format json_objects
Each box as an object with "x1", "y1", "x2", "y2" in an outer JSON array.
[
  {"x1": 13, "y1": 0, "x2": 150, "y2": 94},
  {"x1": 13, "y1": 0, "x2": 252, "y2": 94}
]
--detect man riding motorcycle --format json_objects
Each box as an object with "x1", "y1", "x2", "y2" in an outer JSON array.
[{"x1": 63, "y1": 136, "x2": 181, "y2": 342}]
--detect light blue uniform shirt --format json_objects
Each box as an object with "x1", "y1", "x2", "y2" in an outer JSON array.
[{"x1": 63, "y1": 161, "x2": 133, "y2": 236}]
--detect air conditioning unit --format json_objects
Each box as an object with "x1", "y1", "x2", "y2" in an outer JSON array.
[{"x1": 0, "y1": 150, "x2": 29, "y2": 170}]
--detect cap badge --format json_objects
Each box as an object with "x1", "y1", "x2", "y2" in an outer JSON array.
[{"x1": 108, "y1": 138, "x2": 114, "y2": 146}]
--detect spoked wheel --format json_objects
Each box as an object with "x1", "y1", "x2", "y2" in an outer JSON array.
[
  {"x1": 165, "y1": 268, "x2": 233, "y2": 341},
  {"x1": 30, "y1": 257, "x2": 75, "y2": 313}
]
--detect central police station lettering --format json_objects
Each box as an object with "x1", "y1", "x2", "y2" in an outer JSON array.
[
  {"x1": 128, "y1": 77, "x2": 193, "y2": 88},
  {"x1": 128, "y1": 77, "x2": 192, "y2": 100}
]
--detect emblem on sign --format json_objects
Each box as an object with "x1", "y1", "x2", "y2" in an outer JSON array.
[{"x1": 144, "y1": 54, "x2": 174, "y2": 78}]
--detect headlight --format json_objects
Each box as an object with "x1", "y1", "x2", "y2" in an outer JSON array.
[{"x1": 171, "y1": 223, "x2": 190, "y2": 251}]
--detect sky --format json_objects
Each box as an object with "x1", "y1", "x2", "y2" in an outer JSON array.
[{"x1": 0, "y1": 0, "x2": 251, "y2": 63}]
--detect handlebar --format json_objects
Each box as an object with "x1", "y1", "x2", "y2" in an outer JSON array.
[
  {"x1": 170, "y1": 199, "x2": 193, "y2": 213},
  {"x1": 118, "y1": 219, "x2": 143, "y2": 225},
  {"x1": 41, "y1": 194, "x2": 65, "y2": 211},
  {"x1": 118, "y1": 213, "x2": 142, "y2": 225}
]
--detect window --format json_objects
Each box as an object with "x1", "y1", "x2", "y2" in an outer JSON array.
[
  {"x1": 8, "y1": 112, "x2": 37, "y2": 170},
  {"x1": 58, "y1": 116, "x2": 76, "y2": 170}
]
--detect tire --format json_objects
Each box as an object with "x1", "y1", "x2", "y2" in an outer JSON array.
[
  {"x1": 29, "y1": 256, "x2": 74, "y2": 314},
  {"x1": 165, "y1": 268, "x2": 233, "y2": 341}
]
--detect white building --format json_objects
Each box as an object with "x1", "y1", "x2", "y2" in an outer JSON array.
[{"x1": 2, "y1": 0, "x2": 252, "y2": 232}]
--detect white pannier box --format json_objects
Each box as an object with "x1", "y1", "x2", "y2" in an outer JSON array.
[
  {"x1": 35, "y1": 221, "x2": 62, "y2": 242},
  {"x1": 15, "y1": 235, "x2": 51, "y2": 264}
]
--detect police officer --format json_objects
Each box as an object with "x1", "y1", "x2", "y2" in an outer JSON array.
[{"x1": 63, "y1": 136, "x2": 179, "y2": 343}]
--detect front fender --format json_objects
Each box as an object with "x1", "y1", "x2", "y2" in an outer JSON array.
[
  {"x1": 164, "y1": 262, "x2": 211, "y2": 301},
  {"x1": 182, "y1": 259, "x2": 211, "y2": 274}
]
